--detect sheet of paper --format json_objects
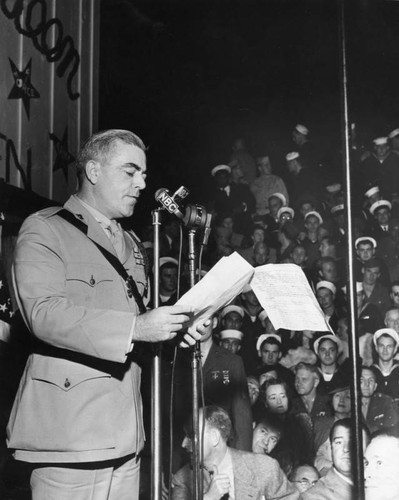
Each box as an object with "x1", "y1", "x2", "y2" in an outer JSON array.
[
  {"x1": 250, "y1": 263, "x2": 331, "y2": 332},
  {"x1": 176, "y1": 252, "x2": 254, "y2": 332}
]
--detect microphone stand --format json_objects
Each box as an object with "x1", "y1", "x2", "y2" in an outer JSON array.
[
  {"x1": 187, "y1": 228, "x2": 203, "y2": 500},
  {"x1": 151, "y1": 209, "x2": 162, "y2": 500}
]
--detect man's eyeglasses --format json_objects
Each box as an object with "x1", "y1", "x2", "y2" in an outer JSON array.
[{"x1": 392, "y1": 292, "x2": 399, "y2": 297}]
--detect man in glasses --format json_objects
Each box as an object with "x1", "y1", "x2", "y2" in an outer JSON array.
[{"x1": 289, "y1": 465, "x2": 319, "y2": 494}]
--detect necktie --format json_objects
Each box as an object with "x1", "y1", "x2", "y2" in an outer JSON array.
[{"x1": 108, "y1": 221, "x2": 131, "y2": 264}]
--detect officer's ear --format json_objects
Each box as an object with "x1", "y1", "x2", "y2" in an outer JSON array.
[{"x1": 85, "y1": 160, "x2": 101, "y2": 185}]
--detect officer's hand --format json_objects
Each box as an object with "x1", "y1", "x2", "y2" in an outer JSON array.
[
  {"x1": 179, "y1": 317, "x2": 213, "y2": 347},
  {"x1": 134, "y1": 305, "x2": 193, "y2": 342}
]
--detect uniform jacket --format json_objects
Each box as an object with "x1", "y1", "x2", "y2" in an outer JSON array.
[
  {"x1": 172, "y1": 448, "x2": 300, "y2": 500},
  {"x1": 364, "y1": 392, "x2": 399, "y2": 434},
  {"x1": 7, "y1": 195, "x2": 147, "y2": 463}
]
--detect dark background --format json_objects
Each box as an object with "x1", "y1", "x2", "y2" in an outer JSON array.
[{"x1": 100, "y1": 0, "x2": 399, "y2": 227}]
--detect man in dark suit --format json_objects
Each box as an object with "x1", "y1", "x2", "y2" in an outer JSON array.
[
  {"x1": 7, "y1": 129, "x2": 202, "y2": 500},
  {"x1": 172, "y1": 406, "x2": 299, "y2": 500}
]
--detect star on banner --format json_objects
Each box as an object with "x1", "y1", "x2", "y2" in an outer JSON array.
[
  {"x1": 50, "y1": 128, "x2": 75, "y2": 181},
  {"x1": 8, "y1": 58, "x2": 40, "y2": 119}
]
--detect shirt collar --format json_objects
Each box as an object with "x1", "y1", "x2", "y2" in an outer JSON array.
[
  {"x1": 74, "y1": 195, "x2": 113, "y2": 228},
  {"x1": 333, "y1": 467, "x2": 353, "y2": 486}
]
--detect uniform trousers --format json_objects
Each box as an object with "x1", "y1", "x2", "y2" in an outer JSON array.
[{"x1": 30, "y1": 454, "x2": 140, "y2": 500}]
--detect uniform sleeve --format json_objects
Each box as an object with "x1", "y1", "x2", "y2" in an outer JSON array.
[{"x1": 13, "y1": 214, "x2": 135, "y2": 363}]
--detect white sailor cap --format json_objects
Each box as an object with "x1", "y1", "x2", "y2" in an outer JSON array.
[
  {"x1": 373, "y1": 328, "x2": 399, "y2": 348},
  {"x1": 331, "y1": 204, "x2": 345, "y2": 215},
  {"x1": 159, "y1": 257, "x2": 178, "y2": 268},
  {"x1": 269, "y1": 192, "x2": 287, "y2": 206},
  {"x1": 277, "y1": 207, "x2": 295, "y2": 219},
  {"x1": 220, "y1": 329, "x2": 243, "y2": 341},
  {"x1": 221, "y1": 305, "x2": 244, "y2": 319},
  {"x1": 295, "y1": 124, "x2": 309, "y2": 136},
  {"x1": 256, "y1": 333, "x2": 282, "y2": 352},
  {"x1": 364, "y1": 186, "x2": 380, "y2": 198},
  {"x1": 326, "y1": 183, "x2": 341, "y2": 193},
  {"x1": 316, "y1": 280, "x2": 336, "y2": 295},
  {"x1": 211, "y1": 164, "x2": 231, "y2": 176},
  {"x1": 388, "y1": 128, "x2": 399, "y2": 139},
  {"x1": 305, "y1": 211, "x2": 323, "y2": 224},
  {"x1": 355, "y1": 236, "x2": 377, "y2": 249},
  {"x1": 369, "y1": 199, "x2": 392, "y2": 215},
  {"x1": 373, "y1": 137, "x2": 388, "y2": 146},
  {"x1": 313, "y1": 333, "x2": 343, "y2": 354},
  {"x1": 286, "y1": 151, "x2": 300, "y2": 161}
]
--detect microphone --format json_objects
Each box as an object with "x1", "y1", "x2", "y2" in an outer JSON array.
[
  {"x1": 154, "y1": 188, "x2": 186, "y2": 219},
  {"x1": 201, "y1": 213, "x2": 213, "y2": 247}
]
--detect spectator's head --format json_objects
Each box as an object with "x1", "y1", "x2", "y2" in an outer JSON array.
[
  {"x1": 259, "y1": 370, "x2": 278, "y2": 387},
  {"x1": 251, "y1": 225, "x2": 266, "y2": 245},
  {"x1": 257, "y1": 334, "x2": 282, "y2": 366},
  {"x1": 330, "y1": 385, "x2": 351, "y2": 418},
  {"x1": 362, "y1": 259, "x2": 381, "y2": 286},
  {"x1": 319, "y1": 236, "x2": 337, "y2": 258},
  {"x1": 373, "y1": 328, "x2": 399, "y2": 363},
  {"x1": 384, "y1": 307, "x2": 399, "y2": 333},
  {"x1": 256, "y1": 154, "x2": 272, "y2": 175},
  {"x1": 329, "y1": 418, "x2": 370, "y2": 480},
  {"x1": 241, "y1": 286, "x2": 260, "y2": 308},
  {"x1": 390, "y1": 281, "x2": 399, "y2": 308},
  {"x1": 294, "y1": 362, "x2": 320, "y2": 397},
  {"x1": 360, "y1": 366, "x2": 378, "y2": 399},
  {"x1": 286, "y1": 151, "x2": 302, "y2": 174},
  {"x1": 372, "y1": 136, "x2": 390, "y2": 159},
  {"x1": 304, "y1": 211, "x2": 323, "y2": 234},
  {"x1": 261, "y1": 378, "x2": 289, "y2": 415},
  {"x1": 219, "y1": 329, "x2": 243, "y2": 354},
  {"x1": 317, "y1": 257, "x2": 338, "y2": 283},
  {"x1": 314, "y1": 334, "x2": 341, "y2": 369},
  {"x1": 292, "y1": 124, "x2": 309, "y2": 146},
  {"x1": 230, "y1": 163, "x2": 244, "y2": 183},
  {"x1": 159, "y1": 257, "x2": 178, "y2": 295},
  {"x1": 316, "y1": 281, "x2": 336, "y2": 312},
  {"x1": 331, "y1": 204, "x2": 345, "y2": 228},
  {"x1": 364, "y1": 433, "x2": 399, "y2": 500},
  {"x1": 277, "y1": 206, "x2": 295, "y2": 226},
  {"x1": 247, "y1": 376, "x2": 260, "y2": 406},
  {"x1": 290, "y1": 465, "x2": 320, "y2": 494},
  {"x1": 211, "y1": 164, "x2": 231, "y2": 188},
  {"x1": 290, "y1": 244, "x2": 307, "y2": 267},
  {"x1": 268, "y1": 193, "x2": 286, "y2": 218},
  {"x1": 355, "y1": 237, "x2": 377, "y2": 263},
  {"x1": 220, "y1": 305, "x2": 244, "y2": 331},
  {"x1": 369, "y1": 200, "x2": 391, "y2": 227},
  {"x1": 253, "y1": 241, "x2": 270, "y2": 266},
  {"x1": 252, "y1": 415, "x2": 282, "y2": 455}
]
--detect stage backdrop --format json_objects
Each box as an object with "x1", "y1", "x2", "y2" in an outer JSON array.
[{"x1": 0, "y1": 0, "x2": 99, "y2": 203}]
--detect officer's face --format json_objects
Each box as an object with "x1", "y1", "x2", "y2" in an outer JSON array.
[
  {"x1": 357, "y1": 244, "x2": 374, "y2": 262},
  {"x1": 376, "y1": 336, "x2": 397, "y2": 362},
  {"x1": 360, "y1": 369, "x2": 377, "y2": 398},
  {"x1": 92, "y1": 142, "x2": 146, "y2": 220},
  {"x1": 317, "y1": 340, "x2": 338, "y2": 366}
]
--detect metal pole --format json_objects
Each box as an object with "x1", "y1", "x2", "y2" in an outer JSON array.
[
  {"x1": 188, "y1": 228, "x2": 202, "y2": 500},
  {"x1": 151, "y1": 209, "x2": 162, "y2": 500},
  {"x1": 338, "y1": 0, "x2": 365, "y2": 497}
]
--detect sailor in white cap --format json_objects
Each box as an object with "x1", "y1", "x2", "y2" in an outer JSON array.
[
  {"x1": 315, "y1": 281, "x2": 340, "y2": 333},
  {"x1": 219, "y1": 329, "x2": 244, "y2": 354},
  {"x1": 372, "y1": 327, "x2": 399, "y2": 400},
  {"x1": 313, "y1": 333, "x2": 345, "y2": 394},
  {"x1": 277, "y1": 206, "x2": 295, "y2": 225},
  {"x1": 255, "y1": 333, "x2": 295, "y2": 390},
  {"x1": 361, "y1": 134, "x2": 399, "y2": 202},
  {"x1": 292, "y1": 124, "x2": 309, "y2": 149},
  {"x1": 353, "y1": 235, "x2": 392, "y2": 286},
  {"x1": 369, "y1": 199, "x2": 392, "y2": 238},
  {"x1": 220, "y1": 304, "x2": 245, "y2": 331}
]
